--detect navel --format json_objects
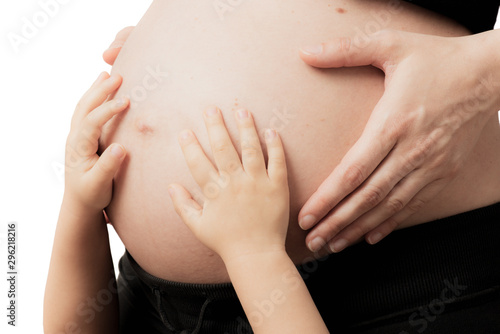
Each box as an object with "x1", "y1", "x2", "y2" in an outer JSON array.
[{"x1": 134, "y1": 115, "x2": 154, "y2": 135}]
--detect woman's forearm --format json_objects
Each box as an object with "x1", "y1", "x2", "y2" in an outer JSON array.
[
  {"x1": 474, "y1": 29, "x2": 500, "y2": 111},
  {"x1": 44, "y1": 198, "x2": 118, "y2": 334},
  {"x1": 224, "y1": 251, "x2": 329, "y2": 334}
]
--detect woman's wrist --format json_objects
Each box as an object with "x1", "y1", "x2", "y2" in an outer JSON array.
[{"x1": 470, "y1": 30, "x2": 500, "y2": 111}]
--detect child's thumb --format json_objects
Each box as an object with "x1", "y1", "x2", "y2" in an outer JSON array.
[{"x1": 168, "y1": 184, "x2": 203, "y2": 231}]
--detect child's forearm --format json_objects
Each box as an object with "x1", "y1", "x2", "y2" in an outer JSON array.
[
  {"x1": 44, "y1": 197, "x2": 118, "y2": 334},
  {"x1": 224, "y1": 250, "x2": 329, "y2": 334}
]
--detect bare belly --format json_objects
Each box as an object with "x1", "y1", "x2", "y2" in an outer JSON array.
[{"x1": 100, "y1": 0, "x2": 500, "y2": 283}]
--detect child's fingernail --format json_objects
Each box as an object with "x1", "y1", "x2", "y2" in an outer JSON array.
[
  {"x1": 308, "y1": 237, "x2": 325, "y2": 252},
  {"x1": 109, "y1": 74, "x2": 120, "y2": 82},
  {"x1": 115, "y1": 97, "x2": 127, "y2": 107},
  {"x1": 237, "y1": 109, "x2": 249, "y2": 119},
  {"x1": 265, "y1": 129, "x2": 276, "y2": 140},
  {"x1": 330, "y1": 239, "x2": 348, "y2": 253},
  {"x1": 111, "y1": 144, "x2": 124, "y2": 158},
  {"x1": 168, "y1": 185, "x2": 176, "y2": 196},
  {"x1": 301, "y1": 44, "x2": 323, "y2": 55},
  {"x1": 179, "y1": 130, "x2": 192, "y2": 142},
  {"x1": 95, "y1": 72, "x2": 107, "y2": 83},
  {"x1": 205, "y1": 106, "x2": 219, "y2": 117}
]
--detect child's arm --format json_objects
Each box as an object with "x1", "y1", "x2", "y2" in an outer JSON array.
[
  {"x1": 44, "y1": 72, "x2": 129, "y2": 334},
  {"x1": 168, "y1": 107, "x2": 329, "y2": 333}
]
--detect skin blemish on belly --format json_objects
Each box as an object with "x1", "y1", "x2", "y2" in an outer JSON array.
[{"x1": 335, "y1": 7, "x2": 347, "y2": 14}]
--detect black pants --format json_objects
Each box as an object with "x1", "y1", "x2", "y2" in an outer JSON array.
[{"x1": 117, "y1": 202, "x2": 500, "y2": 334}]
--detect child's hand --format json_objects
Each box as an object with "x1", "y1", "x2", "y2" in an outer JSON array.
[
  {"x1": 168, "y1": 107, "x2": 289, "y2": 262},
  {"x1": 64, "y1": 72, "x2": 129, "y2": 212}
]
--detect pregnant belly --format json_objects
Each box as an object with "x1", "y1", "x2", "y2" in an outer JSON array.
[{"x1": 100, "y1": 0, "x2": 478, "y2": 282}]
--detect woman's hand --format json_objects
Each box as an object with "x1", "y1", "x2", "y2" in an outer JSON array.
[
  {"x1": 102, "y1": 26, "x2": 135, "y2": 65},
  {"x1": 168, "y1": 107, "x2": 290, "y2": 262},
  {"x1": 64, "y1": 72, "x2": 129, "y2": 212},
  {"x1": 298, "y1": 29, "x2": 500, "y2": 253}
]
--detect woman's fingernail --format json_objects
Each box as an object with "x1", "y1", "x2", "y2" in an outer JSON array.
[
  {"x1": 265, "y1": 129, "x2": 276, "y2": 141},
  {"x1": 111, "y1": 144, "x2": 124, "y2": 158},
  {"x1": 299, "y1": 214, "x2": 316, "y2": 229},
  {"x1": 205, "y1": 106, "x2": 219, "y2": 117},
  {"x1": 368, "y1": 233, "x2": 383, "y2": 245},
  {"x1": 308, "y1": 237, "x2": 325, "y2": 252},
  {"x1": 330, "y1": 239, "x2": 348, "y2": 253},
  {"x1": 301, "y1": 44, "x2": 323, "y2": 55},
  {"x1": 237, "y1": 109, "x2": 249, "y2": 119}
]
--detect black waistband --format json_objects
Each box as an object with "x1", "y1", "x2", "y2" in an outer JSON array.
[
  {"x1": 126, "y1": 250, "x2": 238, "y2": 300},
  {"x1": 303, "y1": 202, "x2": 500, "y2": 330},
  {"x1": 120, "y1": 202, "x2": 500, "y2": 331}
]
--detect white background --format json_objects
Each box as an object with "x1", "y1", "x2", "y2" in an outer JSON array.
[{"x1": 1, "y1": 2, "x2": 499, "y2": 333}]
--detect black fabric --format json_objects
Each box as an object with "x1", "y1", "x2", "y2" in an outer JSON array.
[
  {"x1": 117, "y1": 252, "x2": 252, "y2": 334},
  {"x1": 303, "y1": 202, "x2": 500, "y2": 332},
  {"x1": 403, "y1": 0, "x2": 500, "y2": 33},
  {"x1": 117, "y1": 202, "x2": 500, "y2": 333}
]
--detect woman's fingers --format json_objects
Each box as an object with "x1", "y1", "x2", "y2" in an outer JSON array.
[
  {"x1": 299, "y1": 29, "x2": 402, "y2": 70},
  {"x1": 203, "y1": 107, "x2": 242, "y2": 174},
  {"x1": 298, "y1": 106, "x2": 396, "y2": 231},
  {"x1": 234, "y1": 109, "x2": 266, "y2": 176},
  {"x1": 168, "y1": 183, "x2": 203, "y2": 231},
  {"x1": 178, "y1": 130, "x2": 219, "y2": 189},
  {"x1": 103, "y1": 26, "x2": 135, "y2": 65},
  {"x1": 265, "y1": 129, "x2": 287, "y2": 184},
  {"x1": 322, "y1": 170, "x2": 432, "y2": 252},
  {"x1": 364, "y1": 178, "x2": 448, "y2": 245},
  {"x1": 306, "y1": 131, "x2": 437, "y2": 250}
]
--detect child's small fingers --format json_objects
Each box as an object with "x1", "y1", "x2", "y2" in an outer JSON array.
[
  {"x1": 234, "y1": 109, "x2": 266, "y2": 176},
  {"x1": 72, "y1": 72, "x2": 110, "y2": 125},
  {"x1": 265, "y1": 129, "x2": 288, "y2": 183},
  {"x1": 168, "y1": 184, "x2": 203, "y2": 231},
  {"x1": 68, "y1": 97, "x2": 129, "y2": 158},
  {"x1": 203, "y1": 107, "x2": 242, "y2": 174},
  {"x1": 88, "y1": 72, "x2": 109, "y2": 91},
  {"x1": 87, "y1": 96, "x2": 129, "y2": 130},
  {"x1": 178, "y1": 130, "x2": 219, "y2": 187},
  {"x1": 83, "y1": 74, "x2": 123, "y2": 111},
  {"x1": 88, "y1": 143, "x2": 126, "y2": 187},
  {"x1": 73, "y1": 74, "x2": 123, "y2": 126}
]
